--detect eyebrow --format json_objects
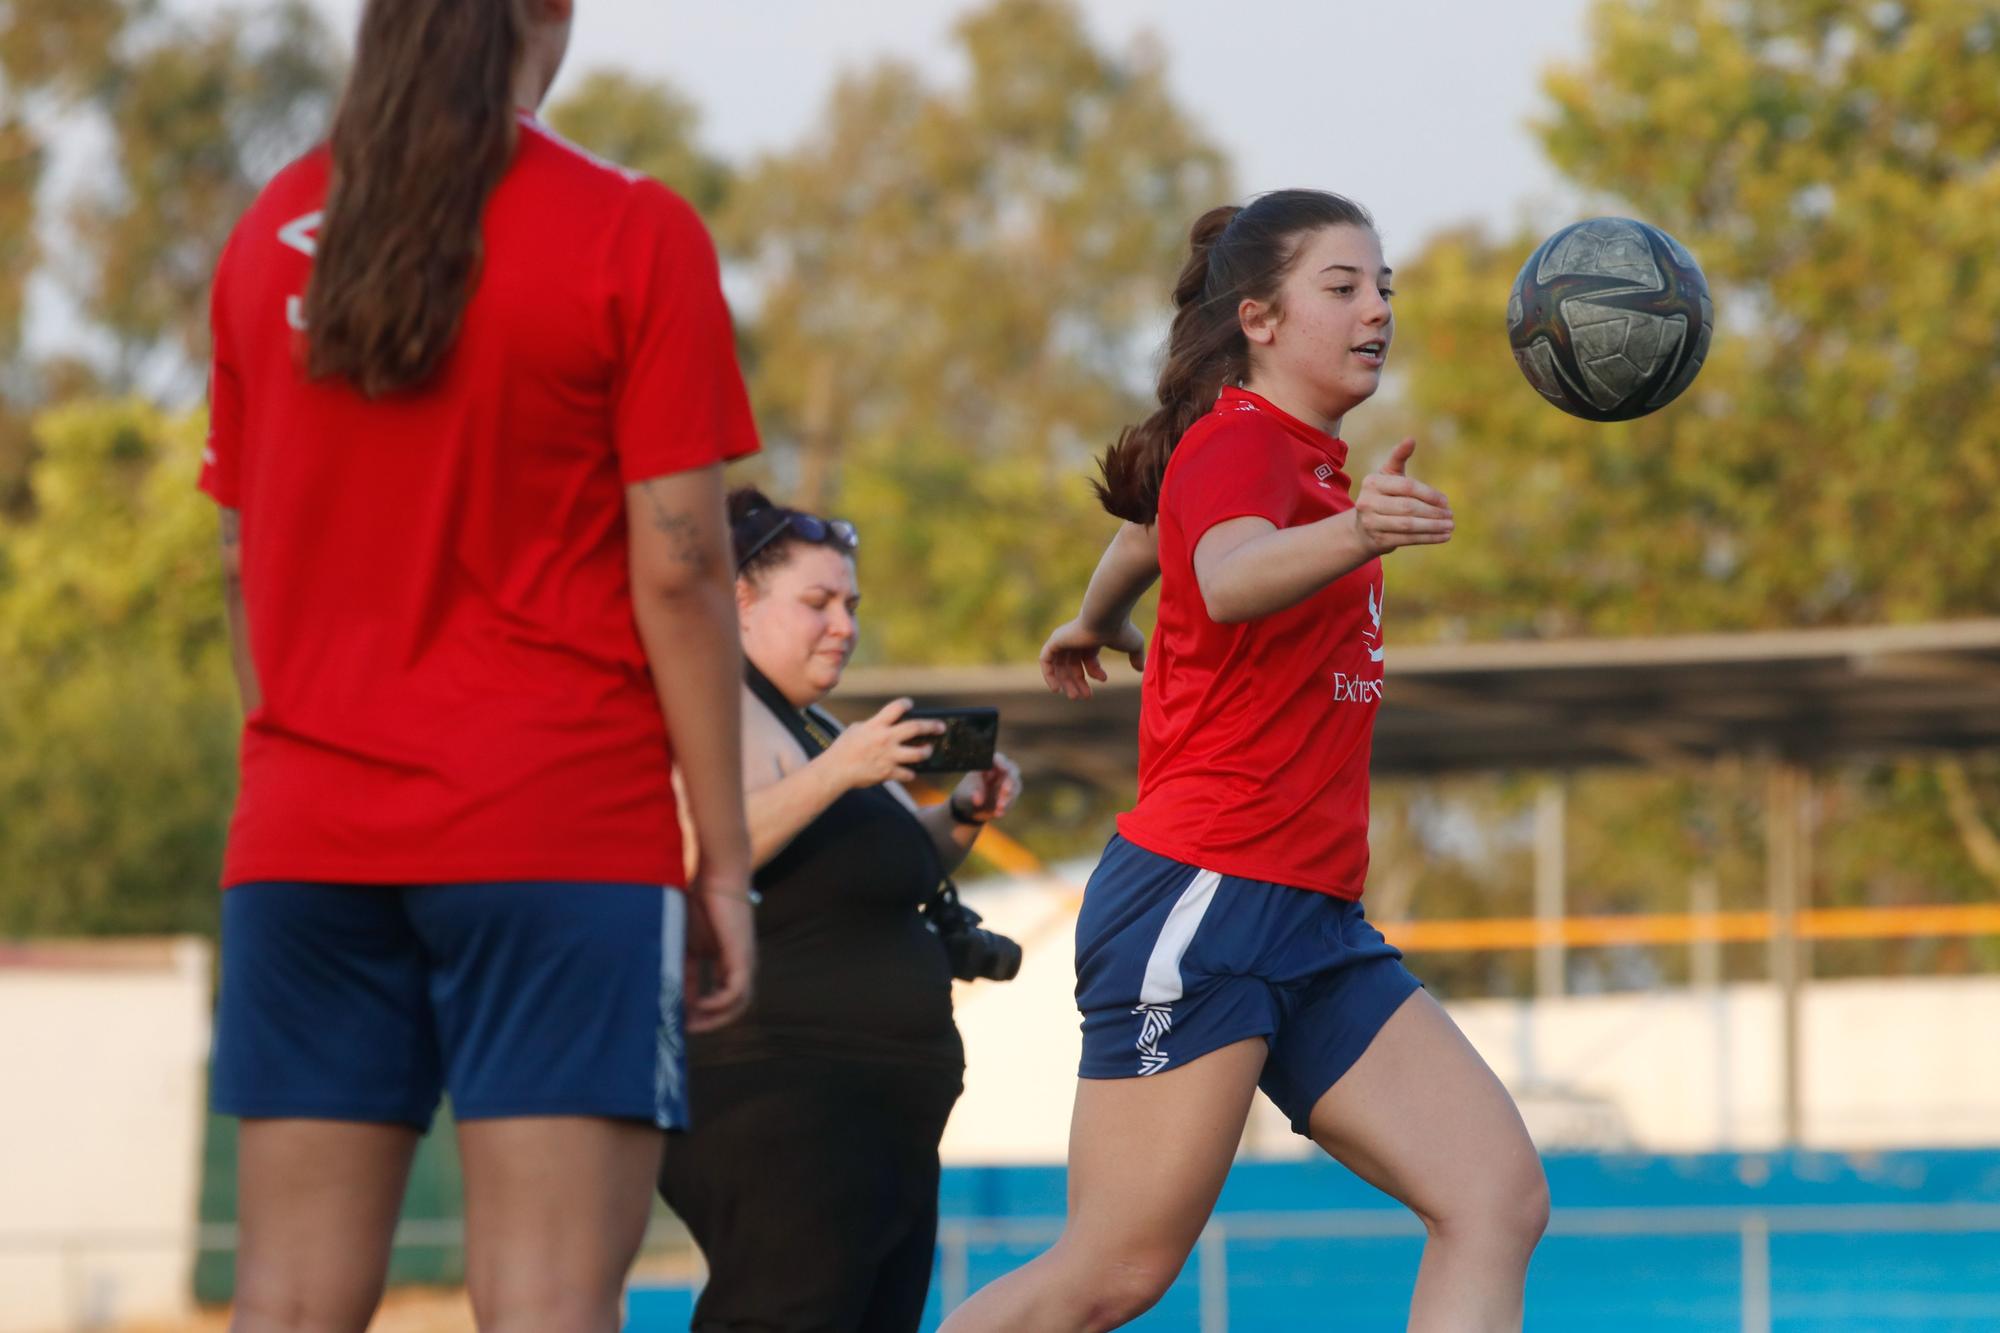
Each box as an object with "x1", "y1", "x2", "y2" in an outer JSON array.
[{"x1": 1319, "y1": 263, "x2": 1395, "y2": 277}]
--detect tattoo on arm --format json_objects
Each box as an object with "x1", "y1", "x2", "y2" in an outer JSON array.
[{"x1": 641, "y1": 480, "x2": 715, "y2": 573}]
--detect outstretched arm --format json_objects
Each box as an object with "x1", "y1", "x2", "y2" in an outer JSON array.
[{"x1": 1193, "y1": 438, "x2": 1453, "y2": 624}]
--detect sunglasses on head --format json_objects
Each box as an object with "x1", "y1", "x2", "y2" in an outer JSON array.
[{"x1": 735, "y1": 508, "x2": 860, "y2": 571}]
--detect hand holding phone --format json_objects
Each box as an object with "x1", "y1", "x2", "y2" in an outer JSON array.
[
  {"x1": 824, "y1": 698, "x2": 947, "y2": 787},
  {"x1": 903, "y1": 706, "x2": 1000, "y2": 773}
]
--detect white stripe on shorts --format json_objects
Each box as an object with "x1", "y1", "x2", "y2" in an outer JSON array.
[
  {"x1": 1138, "y1": 868, "x2": 1222, "y2": 1006},
  {"x1": 654, "y1": 888, "x2": 688, "y2": 1129}
]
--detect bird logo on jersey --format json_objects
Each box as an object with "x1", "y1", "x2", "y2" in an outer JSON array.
[{"x1": 1363, "y1": 582, "x2": 1385, "y2": 663}]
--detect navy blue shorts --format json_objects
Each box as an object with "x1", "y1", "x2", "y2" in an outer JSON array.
[
  {"x1": 1076, "y1": 836, "x2": 1422, "y2": 1135},
  {"x1": 212, "y1": 881, "x2": 687, "y2": 1131}
]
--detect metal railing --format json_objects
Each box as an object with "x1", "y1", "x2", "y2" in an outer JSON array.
[
  {"x1": 933, "y1": 1202, "x2": 2000, "y2": 1333},
  {"x1": 13, "y1": 1203, "x2": 2000, "y2": 1332}
]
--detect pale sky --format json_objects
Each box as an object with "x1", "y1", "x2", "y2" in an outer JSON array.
[{"x1": 303, "y1": 0, "x2": 1599, "y2": 250}]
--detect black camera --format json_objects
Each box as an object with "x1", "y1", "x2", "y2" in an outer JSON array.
[{"x1": 926, "y1": 881, "x2": 1022, "y2": 982}]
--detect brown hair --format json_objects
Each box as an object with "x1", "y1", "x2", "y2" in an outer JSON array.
[
  {"x1": 1094, "y1": 189, "x2": 1375, "y2": 524},
  {"x1": 728, "y1": 487, "x2": 857, "y2": 584},
  {"x1": 303, "y1": 0, "x2": 529, "y2": 397}
]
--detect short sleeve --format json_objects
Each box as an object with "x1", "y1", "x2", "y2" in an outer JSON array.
[
  {"x1": 607, "y1": 182, "x2": 760, "y2": 482},
  {"x1": 1161, "y1": 419, "x2": 1299, "y2": 546},
  {"x1": 199, "y1": 237, "x2": 244, "y2": 507}
]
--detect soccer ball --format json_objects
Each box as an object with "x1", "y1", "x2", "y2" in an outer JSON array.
[{"x1": 1506, "y1": 217, "x2": 1713, "y2": 422}]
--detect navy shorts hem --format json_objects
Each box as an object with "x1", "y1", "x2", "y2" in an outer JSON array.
[
  {"x1": 1078, "y1": 1020, "x2": 1275, "y2": 1082},
  {"x1": 451, "y1": 1098, "x2": 673, "y2": 1127},
  {"x1": 211, "y1": 1097, "x2": 436, "y2": 1131},
  {"x1": 1266, "y1": 965, "x2": 1425, "y2": 1138}
]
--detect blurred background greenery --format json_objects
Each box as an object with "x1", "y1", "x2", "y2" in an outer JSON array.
[{"x1": 1, "y1": 0, "x2": 1995, "y2": 994}]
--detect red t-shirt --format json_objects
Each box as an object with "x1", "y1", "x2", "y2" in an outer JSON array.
[
  {"x1": 201, "y1": 115, "x2": 758, "y2": 888},
  {"x1": 1116, "y1": 387, "x2": 1384, "y2": 898}
]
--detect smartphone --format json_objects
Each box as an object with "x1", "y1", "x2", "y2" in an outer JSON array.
[{"x1": 904, "y1": 706, "x2": 1000, "y2": 773}]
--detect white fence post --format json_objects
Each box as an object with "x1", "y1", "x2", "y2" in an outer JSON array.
[
  {"x1": 1739, "y1": 1212, "x2": 1771, "y2": 1333},
  {"x1": 1198, "y1": 1223, "x2": 1229, "y2": 1333}
]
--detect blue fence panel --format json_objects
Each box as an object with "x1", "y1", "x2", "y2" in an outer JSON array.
[
  {"x1": 628, "y1": 1148, "x2": 2000, "y2": 1333},
  {"x1": 1770, "y1": 1230, "x2": 2000, "y2": 1333},
  {"x1": 1526, "y1": 1233, "x2": 1743, "y2": 1331}
]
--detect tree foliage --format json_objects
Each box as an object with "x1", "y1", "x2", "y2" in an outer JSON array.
[
  {"x1": 717, "y1": 0, "x2": 1229, "y2": 664},
  {"x1": 546, "y1": 69, "x2": 730, "y2": 215},
  {"x1": 0, "y1": 401, "x2": 236, "y2": 935},
  {"x1": 1361, "y1": 0, "x2": 2000, "y2": 984},
  {"x1": 0, "y1": 0, "x2": 338, "y2": 388},
  {"x1": 1385, "y1": 0, "x2": 2000, "y2": 642},
  {"x1": 2, "y1": 0, "x2": 1996, "y2": 980}
]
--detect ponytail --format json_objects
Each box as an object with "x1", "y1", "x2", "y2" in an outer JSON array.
[
  {"x1": 1093, "y1": 206, "x2": 1242, "y2": 524},
  {"x1": 1094, "y1": 190, "x2": 1375, "y2": 524},
  {"x1": 304, "y1": 0, "x2": 529, "y2": 397}
]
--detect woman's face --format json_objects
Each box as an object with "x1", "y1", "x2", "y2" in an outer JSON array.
[
  {"x1": 737, "y1": 545, "x2": 861, "y2": 708},
  {"x1": 1247, "y1": 223, "x2": 1395, "y2": 429}
]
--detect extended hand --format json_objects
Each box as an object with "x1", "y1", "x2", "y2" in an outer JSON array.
[{"x1": 1354, "y1": 438, "x2": 1454, "y2": 557}]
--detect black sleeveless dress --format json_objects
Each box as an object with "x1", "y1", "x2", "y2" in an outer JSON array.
[{"x1": 658, "y1": 666, "x2": 965, "y2": 1333}]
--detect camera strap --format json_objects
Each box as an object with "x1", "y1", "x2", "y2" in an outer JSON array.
[
  {"x1": 743, "y1": 660, "x2": 841, "y2": 757},
  {"x1": 741, "y1": 661, "x2": 962, "y2": 922}
]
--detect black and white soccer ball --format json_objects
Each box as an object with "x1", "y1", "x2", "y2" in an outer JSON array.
[{"x1": 1506, "y1": 217, "x2": 1713, "y2": 422}]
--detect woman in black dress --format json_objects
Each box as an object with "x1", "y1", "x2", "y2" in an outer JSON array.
[{"x1": 660, "y1": 487, "x2": 1023, "y2": 1332}]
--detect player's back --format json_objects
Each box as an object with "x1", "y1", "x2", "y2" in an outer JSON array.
[{"x1": 204, "y1": 117, "x2": 737, "y2": 885}]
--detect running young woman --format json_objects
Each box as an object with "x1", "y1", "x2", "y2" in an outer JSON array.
[
  {"x1": 201, "y1": 2, "x2": 757, "y2": 1330},
  {"x1": 939, "y1": 191, "x2": 1548, "y2": 1332}
]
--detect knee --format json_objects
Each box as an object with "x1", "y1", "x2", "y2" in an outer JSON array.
[
  {"x1": 1070, "y1": 1247, "x2": 1185, "y2": 1331},
  {"x1": 1431, "y1": 1150, "x2": 1549, "y2": 1258},
  {"x1": 231, "y1": 1273, "x2": 380, "y2": 1333},
  {"x1": 469, "y1": 1280, "x2": 622, "y2": 1333},
  {"x1": 1503, "y1": 1157, "x2": 1552, "y2": 1249}
]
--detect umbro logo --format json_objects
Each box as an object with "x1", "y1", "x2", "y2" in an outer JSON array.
[
  {"x1": 277, "y1": 210, "x2": 322, "y2": 258},
  {"x1": 1133, "y1": 1003, "x2": 1173, "y2": 1076},
  {"x1": 1314, "y1": 463, "x2": 1335, "y2": 488}
]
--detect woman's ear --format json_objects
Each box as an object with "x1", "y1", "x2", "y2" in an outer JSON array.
[
  {"x1": 1239, "y1": 296, "x2": 1278, "y2": 346},
  {"x1": 735, "y1": 575, "x2": 758, "y2": 617}
]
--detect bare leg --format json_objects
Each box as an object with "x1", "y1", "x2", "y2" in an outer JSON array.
[
  {"x1": 937, "y1": 1037, "x2": 1265, "y2": 1333},
  {"x1": 1308, "y1": 991, "x2": 1548, "y2": 1333},
  {"x1": 231, "y1": 1119, "x2": 419, "y2": 1333},
  {"x1": 458, "y1": 1116, "x2": 663, "y2": 1333}
]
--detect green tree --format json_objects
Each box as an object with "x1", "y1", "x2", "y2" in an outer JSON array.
[
  {"x1": 720, "y1": 0, "x2": 1229, "y2": 664},
  {"x1": 0, "y1": 110, "x2": 37, "y2": 512},
  {"x1": 1364, "y1": 0, "x2": 2000, "y2": 982},
  {"x1": 72, "y1": 1, "x2": 339, "y2": 384},
  {"x1": 0, "y1": 400, "x2": 236, "y2": 935},
  {"x1": 0, "y1": 0, "x2": 336, "y2": 516},
  {"x1": 1384, "y1": 0, "x2": 2000, "y2": 643},
  {"x1": 0, "y1": 0, "x2": 338, "y2": 388}
]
